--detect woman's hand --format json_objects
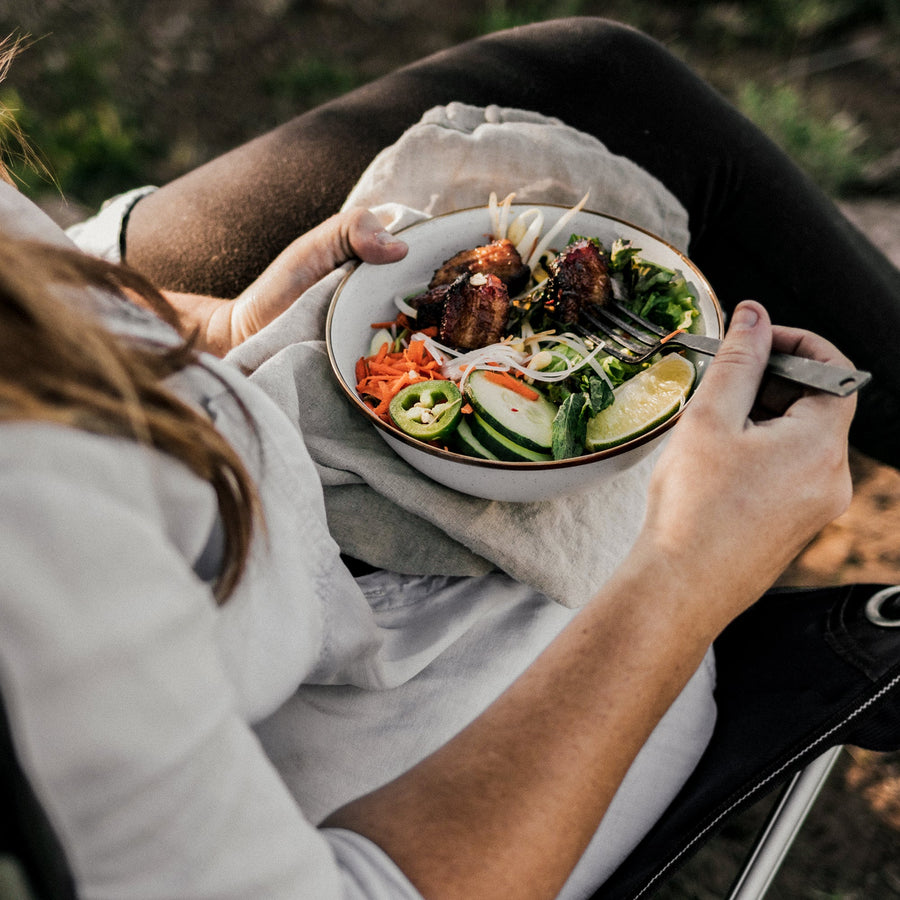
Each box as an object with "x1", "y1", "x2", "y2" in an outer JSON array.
[
  {"x1": 631, "y1": 299, "x2": 858, "y2": 627},
  {"x1": 161, "y1": 207, "x2": 408, "y2": 355}
]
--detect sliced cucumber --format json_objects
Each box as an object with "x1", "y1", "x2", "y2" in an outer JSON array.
[
  {"x1": 469, "y1": 412, "x2": 553, "y2": 463},
  {"x1": 450, "y1": 417, "x2": 499, "y2": 460},
  {"x1": 465, "y1": 370, "x2": 557, "y2": 453}
]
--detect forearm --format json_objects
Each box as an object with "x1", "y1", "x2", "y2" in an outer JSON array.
[
  {"x1": 326, "y1": 305, "x2": 857, "y2": 899},
  {"x1": 324, "y1": 549, "x2": 729, "y2": 900}
]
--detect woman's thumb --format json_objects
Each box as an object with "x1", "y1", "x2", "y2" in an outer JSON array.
[
  {"x1": 347, "y1": 208, "x2": 408, "y2": 264},
  {"x1": 690, "y1": 300, "x2": 773, "y2": 424}
]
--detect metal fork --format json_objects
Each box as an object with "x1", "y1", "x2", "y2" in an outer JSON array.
[{"x1": 576, "y1": 301, "x2": 871, "y2": 397}]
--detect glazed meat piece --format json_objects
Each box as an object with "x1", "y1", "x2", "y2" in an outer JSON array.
[
  {"x1": 439, "y1": 272, "x2": 510, "y2": 350},
  {"x1": 408, "y1": 283, "x2": 450, "y2": 328},
  {"x1": 546, "y1": 239, "x2": 612, "y2": 324},
  {"x1": 429, "y1": 238, "x2": 531, "y2": 296}
]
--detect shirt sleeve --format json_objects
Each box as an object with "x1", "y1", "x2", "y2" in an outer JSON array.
[
  {"x1": 65, "y1": 186, "x2": 158, "y2": 262},
  {"x1": 0, "y1": 426, "x2": 423, "y2": 900}
]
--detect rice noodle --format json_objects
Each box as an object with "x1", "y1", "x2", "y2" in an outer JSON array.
[
  {"x1": 525, "y1": 190, "x2": 590, "y2": 268},
  {"x1": 415, "y1": 329, "x2": 615, "y2": 392},
  {"x1": 508, "y1": 208, "x2": 544, "y2": 262},
  {"x1": 393, "y1": 293, "x2": 420, "y2": 319},
  {"x1": 497, "y1": 192, "x2": 515, "y2": 240},
  {"x1": 488, "y1": 191, "x2": 517, "y2": 239},
  {"x1": 488, "y1": 192, "x2": 500, "y2": 236}
]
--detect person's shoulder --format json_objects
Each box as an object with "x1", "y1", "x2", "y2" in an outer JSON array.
[
  {"x1": 0, "y1": 422, "x2": 218, "y2": 599},
  {"x1": 1, "y1": 420, "x2": 144, "y2": 473},
  {"x1": 0, "y1": 421, "x2": 188, "y2": 515}
]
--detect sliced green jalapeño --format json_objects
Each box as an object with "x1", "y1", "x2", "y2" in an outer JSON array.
[{"x1": 389, "y1": 380, "x2": 463, "y2": 441}]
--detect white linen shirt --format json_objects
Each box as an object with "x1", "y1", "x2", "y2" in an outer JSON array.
[
  {"x1": 0, "y1": 373, "x2": 426, "y2": 898},
  {"x1": 1, "y1": 177, "x2": 427, "y2": 898},
  {"x1": 0, "y1": 372, "x2": 716, "y2": 899}
]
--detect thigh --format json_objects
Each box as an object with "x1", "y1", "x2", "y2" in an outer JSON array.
[{"x1": 123, "y1": 18, "x2": 728, "y2": 295}]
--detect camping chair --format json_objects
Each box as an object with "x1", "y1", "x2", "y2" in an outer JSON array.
[{"x1": 3, "y1": 583, "x2": 899, "y2": 900}]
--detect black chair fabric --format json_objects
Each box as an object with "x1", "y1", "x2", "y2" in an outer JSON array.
[{"x1": 592, "y1": 582, "x2": 900, "y2": 900}]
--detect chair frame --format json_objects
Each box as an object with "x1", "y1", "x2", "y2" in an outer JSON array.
[{"x1": 726, "y1": 746, "x2": 844, "y2": 899}]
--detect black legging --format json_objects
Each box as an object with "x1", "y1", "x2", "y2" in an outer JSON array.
[{"x1": 124, "y1": 17, "x2": 900, "y2": 467}]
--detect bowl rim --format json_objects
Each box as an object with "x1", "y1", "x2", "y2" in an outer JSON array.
[{"x1": 326, "y1": 203, "x2": 723, "y2": 472}]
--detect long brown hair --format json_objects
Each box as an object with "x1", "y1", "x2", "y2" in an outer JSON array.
[
  {"x1": 0, "y1": 234, "x2": 261, "y2": 601},
  {"x1": 0, "y1": 33, "x2": 259, "y2": 600},
  {"x1": 0, "y1": 33, "x2": 51, "y2": 189}
]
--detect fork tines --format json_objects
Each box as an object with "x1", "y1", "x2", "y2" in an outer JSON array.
[{"x1": 577, "y1": 301, "x2": 667, "y2": 362}]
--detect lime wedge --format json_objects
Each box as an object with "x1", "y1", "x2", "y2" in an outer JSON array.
[{"x1": 585, "y1": 354, "x2": 696, "y2": 452}]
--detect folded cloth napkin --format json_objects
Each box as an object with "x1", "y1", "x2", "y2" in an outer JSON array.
[{"x1": 225, "y1": 104, "x2": 691, "y2": 609}]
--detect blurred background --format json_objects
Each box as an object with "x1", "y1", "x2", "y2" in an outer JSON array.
[
  {"x1": 0, "y1": 1, "x2": 898, "y2": 897},
  {"x1": 1, "y1": 0, "x2": 899, "y2": 217}
]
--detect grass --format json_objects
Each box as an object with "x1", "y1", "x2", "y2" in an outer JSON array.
[
  {"x1": 478, "y1": 0, "x2": 589, "y2": 33},
  {"x1": 737, "y1": 80, "x2": 872, "y2": 195},
  {"x1": 2, "y1": 85, "x2": 153, "y2": 202},
  {"x1": 0, "y1": 32, "x2": 157, "y2": 206},
  {"x1": 262, "y1": 56, "x2": 362, "y2": 111}
]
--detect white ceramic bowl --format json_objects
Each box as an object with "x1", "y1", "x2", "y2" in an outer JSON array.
[{"x1": 326, "y1": 205, "x2": 722, "y2": 502}]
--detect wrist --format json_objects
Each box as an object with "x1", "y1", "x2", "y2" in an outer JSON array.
[{"x1": 605, "y1": 536, "x2": 752, "y2": 645}]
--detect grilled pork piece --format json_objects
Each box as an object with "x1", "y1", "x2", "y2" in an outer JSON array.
[
  {"x1": 546, "y1": 239, "x2": 612, "y2": 324},
  {"x1": 429, "y1": 238, "x2": 531, "y2": 296},
  {"x1": 408, "y1": 284, "x2": 450, "y2": 328},
  {"x1": 439, "y1": 272, "x2": 510, "y2": 350}
]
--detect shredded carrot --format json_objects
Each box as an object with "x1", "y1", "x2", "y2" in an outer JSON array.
[
  {"x1": 356, "y1": 340, "x2": 444, "y2": 423},
  {"x1": 482, "y1": 370, "x2": 540, "y2": 401},
  {"x1": 369, "y1": 320, "x2": 397, "y2": 329}
]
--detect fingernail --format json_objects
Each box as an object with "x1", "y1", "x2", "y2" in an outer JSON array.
[
  {"x1": 731, "y1": 302, "x2": 759, "y2": 331},
  {"x1": 375, "y1": 230, "x2": 401, "y2": 246}
]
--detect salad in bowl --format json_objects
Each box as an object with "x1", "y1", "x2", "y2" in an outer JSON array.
[{"x1": 326, "y1": 195, "x2": 722, "y2": 501}]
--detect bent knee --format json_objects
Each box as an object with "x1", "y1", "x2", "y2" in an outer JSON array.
[{"x1": 501, "y1": 15, "x2": 670, "y2": 65}]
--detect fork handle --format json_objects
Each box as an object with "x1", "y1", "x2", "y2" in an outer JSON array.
[{"x1": 675, "y1": 333, "x2": 872, "y2": 397}]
